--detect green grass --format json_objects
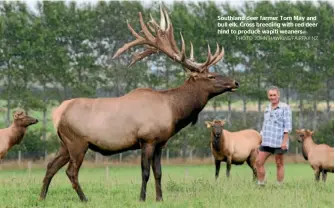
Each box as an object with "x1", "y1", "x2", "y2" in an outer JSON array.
[{"x1": 0, "y1": 164, "x2": 333, "y2": 208}]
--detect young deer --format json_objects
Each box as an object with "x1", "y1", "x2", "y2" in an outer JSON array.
[
  {"x1": 296, "y1": 129, "x2": 334, "y2": 182},
  {"x1": 39, "y1": 8, "x2": 239, "y2": 202},
  {"x1": 0, "y1": 110, "x2": 38, "y2": 159},
  {"x1": 205, "y1": 120, "x2": 261, "y2": 180}
]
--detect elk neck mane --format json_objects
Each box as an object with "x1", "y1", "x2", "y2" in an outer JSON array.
[{"x1": 160, "y1": 77, "x2": 210, "y2": 133}]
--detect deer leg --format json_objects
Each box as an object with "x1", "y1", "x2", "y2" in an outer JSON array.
[
  {"x1": 314, "y1": 168, "x2": 321, "y2": 182},
  {"x1": 66, "y1": 143, "x2": 88, "y2": 202},
  {"x1": 39, "y1": 144, "x2": 69, "y2": 200},
  {"x1": 140, "y1": 143, "x2": 155, "y2": 202},
  {"x1": 322, "y1": 170, "x2": 327, "y2": 182},
  {"x1": 215, "y1": 160, "x2": 221, "y2": 179},
  {"x1": 151, "y1": 146, "x2": 163, "y2": 201},
  {"x1": 247, "y1": 155, "x2": 257, "y2": 181},
  {"x1": 226, "y1": 157, "x2": 232, "y2": 178}
]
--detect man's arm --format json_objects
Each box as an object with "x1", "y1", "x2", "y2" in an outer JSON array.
[{"x1": 282, "y1": 105, "x2": 292, "y2": 145}]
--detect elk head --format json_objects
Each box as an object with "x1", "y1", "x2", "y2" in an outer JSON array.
[
  {"x1": 112, "y1": 7, "x2": 239, "y2": 96},
  {"x1": 13, "y1": 110, "x2": 39, "y2": 127},
  {"x1": 205, "y1": 119, "x2": 226, "y2": 139},
  {"x1": 295, "y1": 129, "x2": 314, "y2": 143}
]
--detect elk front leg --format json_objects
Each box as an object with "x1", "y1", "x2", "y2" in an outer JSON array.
[
  {"x1": 140, "y1": 143, "x2": 155, "y2": 202},
  {"x1": 151, "y1": 147, "x2": 163, "y2": 201},
  {"x1": 322, "y1": 170, "x2": 327, "y2": 182},
  {"x1": 226, "y1": 156, "x2": 232, "y2": 178},
  {"x1": 215, "y1": 160, "x2": 221, "y2": 179},
  {"x1": 314, "y1": 168, "x2": 321, "y2": 182}
]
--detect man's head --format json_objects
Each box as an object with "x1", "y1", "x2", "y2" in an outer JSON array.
[{"x1": 267, "y1": 86, "x2": 280, "y2": 105}]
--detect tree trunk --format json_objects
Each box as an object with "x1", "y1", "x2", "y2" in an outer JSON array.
[
  {"x1": 227, "y1": 95, "x2": 231, "y2": 127},
  {"x1": 299, "y1": 93, "x2": 304, "y2": 128},
  {"x1": 242, "y1": 95, "x2": 247, "y2": 127},
  {"x1": 286, "y1": 87, "x2": 290, "y2": 105},
  {"x1": 313, "y1": 95, "x2": 318, "y2": 130},
  {"x1": 6, "y1": 72, "x2": 12, "y2": 126},
  {"x1": 326, "y1": 79, "x2": 331, "y2": 115}
]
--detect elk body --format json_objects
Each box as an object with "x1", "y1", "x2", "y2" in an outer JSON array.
[
  {"x1": 296, "y1": 129, "x2": 334, "y2": 182},
  {"x1": 205, "y1": 120, "x2": 261, "y2": 180},
  {"x1": 39, "y1": 8, "x2": 239, "y2": 202},
  {"x1": 0, "y1": 110, "x2": 38, "y2": 159}
]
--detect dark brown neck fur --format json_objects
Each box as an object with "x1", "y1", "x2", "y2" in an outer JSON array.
[
  {"x1": 9, "y1": 124, "x2": 27, "y2": 147},
  {"x1": 161, "y1": 78, "x2": 210, "y2": 134},
  {"x1": 301, "y1": 136, "x2": 315, "y2": 161}
]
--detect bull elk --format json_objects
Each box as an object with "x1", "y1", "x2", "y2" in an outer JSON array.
[
  {"x1": 295, "y1": 129, "x2": 334, "y2": 182},
  {"x1": 205, "y1": 120, "x2": 261, "y2": 180},
  {"x1": 39, "y1": 8, "x2": 239, "y2": 202},
  {"x1": 0, "y1": 110, "x2": 38, "y2": 159}
]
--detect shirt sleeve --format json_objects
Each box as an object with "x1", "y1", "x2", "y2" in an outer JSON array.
[{"x1": 283, "y1": 105, "x2": 292, "y2": 133}]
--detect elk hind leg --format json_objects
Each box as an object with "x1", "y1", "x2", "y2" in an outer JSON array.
[
  {"x1": 247, "y1": 148, "x2": 258, "y2": 181},
  {"x1": 40, "y1": 141, "x2": 70, "y2": 200},
  {"x1": 66, "y1": 141, "x2": 89, "y2": 202}
]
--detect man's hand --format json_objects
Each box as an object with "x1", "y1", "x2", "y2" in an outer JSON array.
[
  {"x1": 281, "y1": 132, "x2": 289, "y2": 150},
  {"x1": 281, "y1": 142, "x2": 288, "y2": 150}
]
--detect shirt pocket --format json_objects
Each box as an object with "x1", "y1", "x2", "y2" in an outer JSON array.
[
  {"x1": 273, "y1": 109, "x2": 284, "y2": 124},
  {"x1": 264, "y1": 110, "x2": 271, "y2": 121}
]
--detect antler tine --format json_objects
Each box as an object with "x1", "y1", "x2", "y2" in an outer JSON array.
[
  {"x1": 129, "y1": 48, "x2": 158, "y2": 67},
  {"x1": 180, "y1": 32, "x2": 186, "y2": 61},
  {"x1": 112, "y1": 38, "x2": 147, "y2": 59},
  {"x1": 199, "y1": 44, "x2": 213, "y2": 72},
  {"x1": 189, "y1": 41, "x2": 194, "y2": 61},
  {"x1": 163, "y1": 8, "x2": 171, "y2": 31},
  {"x1": 160, "y1": 6, "x2": 166, "y2": 31},
  {"x1": 139, "y1": 12, "x2": 156, "y2": 42},
  {"x1": 149, "y1": 13, "x2": 160, "y2": 29},
  {"x1": 209, "y1": 46, "x2": 225, "y2": 66}
]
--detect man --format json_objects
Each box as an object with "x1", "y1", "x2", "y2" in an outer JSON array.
[{"x1": 256, "y1": 86, "x2": 292, "y2": 186}]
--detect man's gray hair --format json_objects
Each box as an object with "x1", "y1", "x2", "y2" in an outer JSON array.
[{"x1": 267, "y1": 86, "x2": 280, "y2": 95}]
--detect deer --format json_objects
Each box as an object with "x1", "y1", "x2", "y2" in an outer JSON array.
[
  {"x1": 0, "y1": 110, "x2": 39, "y2": 159},
  {"x1": 39, "y1": 8, "x2": 239, "y2": 202},
  {"x1": 205, "y1": 120, "x2": 261, "y2": 180},
  {"x1": 295, "y1": 129, "x2": 334, "y2": 182}
]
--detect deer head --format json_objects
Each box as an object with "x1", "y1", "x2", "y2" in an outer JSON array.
[
  {"x1": 13, "y1": 110, "x2": 39, "y2": 127},
  {"x1": 112, "y1": 7, "x2": 239, "y2": 95},
  {"x1": 205, "y1": 119, "x2": 226, "y2": 139},
  {"x1": 295, "y1": 129, "x2": 314, "y2": 142}
]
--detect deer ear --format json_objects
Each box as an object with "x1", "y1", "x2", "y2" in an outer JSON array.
[
  {"x1": 205, "y1": 121, "x2": 212, "y2": 128},
  {"x1": 187, "y1": 71, "x2": 199, "y2": 79}
]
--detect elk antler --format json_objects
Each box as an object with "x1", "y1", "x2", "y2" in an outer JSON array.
[{"x1": 112, "y1": 7, "x2": 225, "y2": 73}]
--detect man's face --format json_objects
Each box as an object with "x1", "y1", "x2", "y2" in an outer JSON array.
[{"x1": 267, "y1": 89, "x2": 280, "y2": 105}]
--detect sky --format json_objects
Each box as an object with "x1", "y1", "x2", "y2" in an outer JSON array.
[{"x1": 23, "y1": 0, "x2": 334, "y2": 13}]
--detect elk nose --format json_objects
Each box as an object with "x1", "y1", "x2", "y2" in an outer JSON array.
[
  {"x1": 35, "y1": 119, "x2": 39, "y2": 123},
  {"x1": 235, "y1": 81, "x2": 239, "y2": 88}
]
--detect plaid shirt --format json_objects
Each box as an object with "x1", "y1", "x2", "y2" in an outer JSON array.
[{"x1": 260, "y1": 102, "x2": 292, "y2": 148}]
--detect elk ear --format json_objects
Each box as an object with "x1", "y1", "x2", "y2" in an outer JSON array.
[
  {"x1": 220, "y1": 120, "x2": 226, "y2": 126},
  {"x1": 205, "y1": 121, "x2": 212, "y2": 128},
  {"x1": 13, "y1": 111, "x2": 23, "y2": 120},
  {"x1": 188, "y1": 71, "x2": 199, "y2": 79}
]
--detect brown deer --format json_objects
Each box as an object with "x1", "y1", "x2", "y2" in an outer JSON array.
[
  {"x1": 295, "y1": 129, "x2": 334, "y2": 182},
  {"x1": 39, "y1": 8, "x2": 239, "y2": 202},
  {"x1": 0, "y1": 110, "x2": 38, "y2": 159},
  {"x1": 205, "y1": 120, "x2": 261, "y2": 180}
]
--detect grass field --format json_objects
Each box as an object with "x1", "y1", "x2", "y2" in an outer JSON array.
[{"x1": 0, "y1": 163, "x2": 333, "y2": 208}]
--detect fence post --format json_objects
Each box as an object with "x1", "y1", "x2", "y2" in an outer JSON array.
[
  {"x1": 189, "y1": 149, "x2": 193, "y2": 161},
  {"x1": 166, "y1": 148, "x2": 169, "y2": 164},
  {"x1": 95, "y1": 152, "x2": 98, "y2": 164},
  {"x1": 295, "y1": 146, "x2": 299, "y2": 163},
  {"x1": 105, "y1": 166, "x2": 109, "y2": 180},
  {"x1": 45, "y1": 150, "x2": 48, "y2": 163},
  {"x1": 119, "y1": 153, "x2": 122, "y2": 163},
  {"x1": 28, "y1": 161, "x2": 32, "y2": 177},
  {"x1": 18, "y1": 151, "x2": 21, "y2": 166}
]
